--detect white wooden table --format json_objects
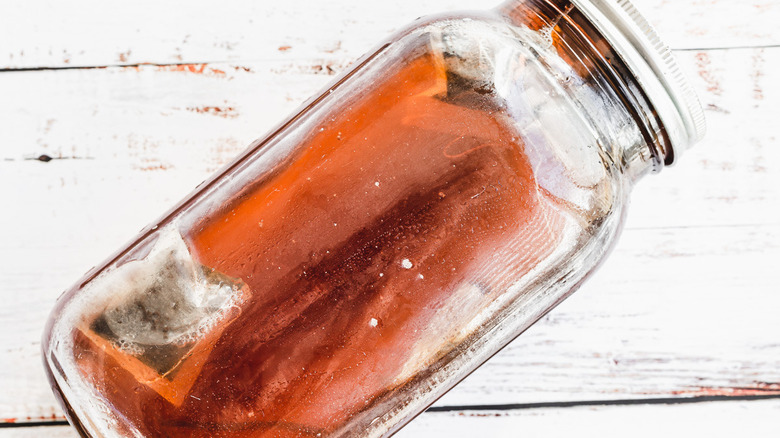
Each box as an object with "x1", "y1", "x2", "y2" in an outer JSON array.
[{"x1": 1, "y1": 0, "x2": 779, "y2": 436}]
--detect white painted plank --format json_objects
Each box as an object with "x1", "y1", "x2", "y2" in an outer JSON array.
[
  {"x1": 0, "y1": 0, "x2": 777, "y2": 70},
  {"x1": 0, "y1": 62, "x2": 325, "y2": 171},
  {"x1": 2, "y1": 399, "x2": 779, "y2": 437},
  {"x1": 5, "y1": 175, "x2": 779, "y2": 414},
  {"x1": 437, "y1": 223, "x2": 780, "y2": 406},
  {"x1": 4, "y1": 220, "x2": 777, "y2": 421},
  {"x1": 0, "y1": 426, "x2": 75, "y2": 438},
  {"x1": 400, "y1": 399, "x2": 780, "y2": 437},
  {"x1": 3, "y1": 48, "x2": 778, "y2": 229}
]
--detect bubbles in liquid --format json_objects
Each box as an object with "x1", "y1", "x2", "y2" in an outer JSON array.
[
  {"x1": 112, "y1": 339, "x2": 145, "y2": 356},
  {"x1": 537, "y1": 25, "x2": 554, "y2": 49}
]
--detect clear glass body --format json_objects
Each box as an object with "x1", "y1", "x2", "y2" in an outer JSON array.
[{"x1": 43, "y1": 1, "x2": 672, "y2": 437}]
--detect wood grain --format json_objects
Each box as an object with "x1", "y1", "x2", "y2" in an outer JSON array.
[
  {"x1": 0, "y1": 0, "x2": 777, "y2": 70},
  {"x1": 1, "y1": 0, "x2": 779, "y2": 434}
]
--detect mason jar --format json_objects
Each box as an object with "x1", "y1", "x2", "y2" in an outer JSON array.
[{"x1": 43, "y1": 0, "x2": 705, "y2": 436}]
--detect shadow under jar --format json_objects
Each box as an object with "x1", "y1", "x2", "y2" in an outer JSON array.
[{"x1": 43, "y1": 0, "x2": 705, "y2": 437}]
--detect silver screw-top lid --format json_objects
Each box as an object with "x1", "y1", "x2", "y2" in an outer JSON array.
[{"x1": 569, "y1": 0, "x2": 706, "y2": 165}]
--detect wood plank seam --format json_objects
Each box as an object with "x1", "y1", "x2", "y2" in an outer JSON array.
[
  {"x1": 0, "y1": 421, "x2": 70, "y2": 429},
  {"x1": 426, "y1": 394, "x2": 780, "y2": 412},
  {"x1": 1, "y1": 45, "x2": 778, "y2": 75}
]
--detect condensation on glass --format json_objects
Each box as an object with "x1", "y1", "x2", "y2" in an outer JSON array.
[{"x1": 43, "y1": 0, "x2": 705, "y2": 436}]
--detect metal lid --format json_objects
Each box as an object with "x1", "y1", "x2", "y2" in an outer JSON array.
[{"x1": 569, "y1": 0, "x2": 706, "y2": 165}]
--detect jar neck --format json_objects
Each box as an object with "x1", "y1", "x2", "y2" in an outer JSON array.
[{"x1": 496, "y1": 0, "x2": 673, "y2": 182}]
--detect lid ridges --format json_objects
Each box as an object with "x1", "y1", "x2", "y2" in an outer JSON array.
[{"x1": 612, "y1": 0, "x2": 707, "y2": 143}]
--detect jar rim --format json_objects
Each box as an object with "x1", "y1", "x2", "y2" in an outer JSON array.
[{"x1": 567, "y1": 0, "x2": 706, "y2": 165}]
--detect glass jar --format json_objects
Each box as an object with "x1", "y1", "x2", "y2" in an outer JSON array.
[{"x1": 43, "y1": 0, "x2": 705, "y2": 436}]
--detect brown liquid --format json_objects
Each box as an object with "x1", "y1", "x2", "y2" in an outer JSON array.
[{"x1": 74, "y1": 45, "x2": 565, "y2": 437}]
